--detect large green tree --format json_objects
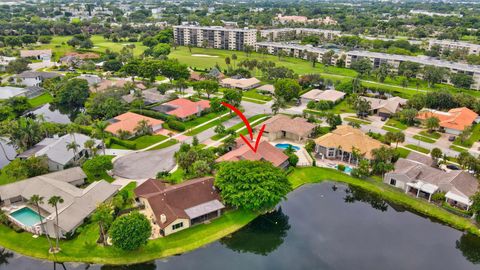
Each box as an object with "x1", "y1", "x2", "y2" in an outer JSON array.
[
  {"x1": 215, "y1": 160, "x2": 292, "y2": 211},
  {"x1": 274, "y1": 78, "x2": 301, "y2": 102},
  {"x1": 56, "y1": 78, "x2": 89, "y2": 109},
  {"x1": 110, "y1": 211, "x2": 151, "y2": 251}
]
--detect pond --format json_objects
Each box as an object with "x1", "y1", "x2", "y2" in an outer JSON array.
[
  {"x1": 25, "y1": 103, "x2": 76, "y2": 124},
  {"x1": 0, "y1": 139, "x2": 16, "y2": 169},
  {"x1": 1, "y1": 182, "x2": 480, "y2": 270}
]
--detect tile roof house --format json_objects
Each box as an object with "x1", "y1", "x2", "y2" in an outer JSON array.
[
  {"x1": 153, "y1": 98, "x2": 210, "y2": 120},
  {"x1": 384, "y1": 157, "x2": 479, "y2": 210},
  {"x1": 105, "y1": 112, "x2": 164, "y2": 137},
  {"x1": 416, "y1": 107, "x2": 479, "y2": 135},
  {"x1": 122, "y1": 88, "x2": 170, "y2": 105},
  {"x1": 314, "y1": 125, "x2": 386, "y2": 164},
  {"x1": 134, "y1": 177, "x2": 225, "y2": 236},
  {"x1": 18, "y1": 133, "x2": 102, "y2": 171},
  {"x1": 91, "y1": 79, "x2": 146, "y2": 92},
  {"x1": 361, "y1": 96, "x2": 408, "y2": 117},
  {"x1": 0, "y1": 86, "x2": 44, "y2": 99},
  {"x1": 0, "y1": 167, "x2": 118, "y2": 238},
  {"x1": 262, "y1": 115, "x2": 316, "y2": 142},
  {"x1": 220, "y1": 77, "x2": 261, "y2": 90},
  {"x1": 256, "y1": 84, "x2": 275, "y2": 93},
  {"x1": 301, "y1": 89, "x2": 346, "y2": 103},
  {"x1": 20, "y1": 49, "x2": 52, "y2": 60},
  {"x1": 216, "y1": 139, "x2": 289, "y2": 168}
]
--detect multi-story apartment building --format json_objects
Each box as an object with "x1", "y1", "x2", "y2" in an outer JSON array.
[
  {"x1": 173, "y1": 25, "x2": 257, "y2": 51},
  {"x1": 346, "y1": 51, "x2": 480, "y2": 90},
  {"x1": 255, "y1": 42, "x2": 339, "y2": 65},
  {"x1": 259, "y1": 28, "x2": 341, "y2": 42},
  {"x1": 428, "y1": 40, "x2": 480, "y2": 55}
]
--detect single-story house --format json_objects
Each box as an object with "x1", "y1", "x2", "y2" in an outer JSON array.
[
  {"x1": 122, "y1": 88, "x2": 170, "y2": 105},
  {"x1": 0, "y1": 86, "x2": 44, "y2": 99},
  {"x1": 64, "y1": 52, "x2": 100, "y2": 60},
  {"x1": 216, "y1": 139, "x2": 289, "y2": 168},
  {"x1": 59, "y1": 55, "x2": 83, "y2": 67},
  {"x1": 20, "y1": 49, "x2": 52, "y2": 61},
  {"x1": 0, "y1": 167, "x2": 118, "y2": 238},
  {"x1": 0, "y1": 56, "x2": 16, "y2": 72},
  {"x1": 105, "y1": 112, "x2": 164, "y2": 137},
  {"x1": 361, "y1": 96, "x2": 407, "y2": 117},
  {"x1": 262, "y1": 115, "x2": 316, "y2": 142},
  {"x1": 300, "y1": 89, "x2": 346, "y2": 104},
  {"x1": 91, "y1": 79, "x2": 146, "y2": 92},
  {"x1": 256, "y1": 84, "x2": 275, "y2": 94},
  {"x1": 16, "y1": 71, "x2": 61, "y2": 87},
  {"x1": 153, "y1": 98, "x2": 210, "y2": 121},
  {"x1": 18, "y1": 133, "x2": 102, "y2": 171},
  {"x1": 77, "y1": 74, "x2": 102, "y2": 86},
  {"x1": 416, "y1": 107, "x2": 479, "y2": 135},
  {"x1": 384, "y1": 153, "x2": 478, "y2": 210},
  {"x1": 220, "y1": 77, "x2": 261, "y2": 90},
  {"x1": 189, "y1": 71, "x2": 203, "y2": 81},
  {"x1": 134, "y1": 177, "x2": 225, "y2": 237},
  {"x1": 314, "y1": 125, "x2": 386, "y2": 164}
]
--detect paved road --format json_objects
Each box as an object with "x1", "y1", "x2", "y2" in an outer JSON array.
[{"x1": 112, "y1": 100, "x2": 266, "y2": 179}]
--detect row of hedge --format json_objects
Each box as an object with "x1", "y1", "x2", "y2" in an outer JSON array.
[
  {"x1": 105, "y1": 137, "x2": 137, "y2": 150},
  {"x1": 129, "y1": 109, "x2": 186, "y2": 132}
]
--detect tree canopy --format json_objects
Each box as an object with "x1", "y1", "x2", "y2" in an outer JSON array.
[{"x1": 109, "y1": 211, "x2": 151, "y2": 251}]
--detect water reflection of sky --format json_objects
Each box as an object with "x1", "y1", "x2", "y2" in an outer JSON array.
[
  {"x1": 28, "y1": 104, "x2": 72, "y2": 124},
  {"x1": 0, "y1": 139, "x2": 16, "y2": 169}
]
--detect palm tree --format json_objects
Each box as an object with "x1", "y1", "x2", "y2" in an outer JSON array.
[
  {"x1": 66, "y1": 141, "x2": 79, "y2": 160},
  {"x1": 92, "y1": 120, "x2": 108, "y2": 155},
  {"x1": 91, "y1": 203, "x2": 113, "y2": 246},
  {"x1": 48, "y1": 196, "x2": 64, "y2": 252},
  {"x1": 29, "y1": 195, "x2": 53, "y2": 252},
  {"x1": 117, "y1": 129, "x2": 132, "y2": 140},
  {"x1": 271, "y1": 96, "x2": 286, "y2": 115},
  {"x1": 134, "y1": 120, "x2": 152, "y2": 136},
  {"x1": 175, "y1": 78, "x2": 188, "y2": 95},
  {"x1": 0, "y1": 248, "x2": 13, "y2": 267},
  {"x1": 84, "y1": 139, "x2": 97, "y2": 157}
]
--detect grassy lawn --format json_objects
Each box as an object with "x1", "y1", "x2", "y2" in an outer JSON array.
[
  {"x1": 344, "y1": 117, "x2": 371, "y2": 125},
  {"x1": 183, "y1": 111, "x2": 228, "y2": 130},
  {"x1": 450, "y1": 144, "x2": 468, "y2": 153},
  {"x1": 385, "y1": 118, "x2": 407, "y2": 130},
  {"x1": 419, "y1": 131, "x2": 441, "y2": 139},
  {"x1": 453, "y1": 124, "x2": 480, "y2": 148},
  {"x1": 211, "y1": 114, "x2": 269, "y2": 140},
  {"x1": 405, "y1": 144, "x2": 430, "y2": 154},
  {"x1": 242, "y1": 96, "x2": 268, "y2": 104},
  {"x1": 164, "y1": 168, "x2": 185, "y2": 184},
  {"x1": 28, "y1": 93, "x2": 53, "y2": 107},
  {"x1": 328, "y1": 100, "x2": 354, "y2": 114},
  {"x1": 413, "y1": 135, "x2": 436, "y2": 144},
  {"x1": 243, "y1": 89, "x2": 272, "y2": 101},
  {"x1": 147, "y1": 139, "x2": 178, "y2": 151},
  {"x1": 0, "y1": 170, "x2": 16, "y2": 186},
  {"x1": 396, "y1": 147, "x2": 412, "y2": 158},
  {"x1": 83, "y1": 155, "x2": 115, "y2": 183},
  {"x1": 110, "y1": 135, "x2": 169, "y2": 150},
  {"x1": 382, "y1": 125, "x2": 402, "y2": 133},
  {"x1": 185, "y1": 113, "x2": 233, "y2": 136}
]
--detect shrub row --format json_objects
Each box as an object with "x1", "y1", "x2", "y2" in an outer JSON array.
[{"x1": 129, "y1": 109, "x2": 186, "y2": 132}]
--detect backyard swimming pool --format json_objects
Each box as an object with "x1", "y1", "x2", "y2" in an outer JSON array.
[
  {"x1": 336, "y1": 164, "x2": 353, "y2": 173},
  {"x1": 9, "y1": 207, "x2": 42, "y2": 227},
  {"x1": 275, "y1": 143, "x2": 300, "y2": 151}
]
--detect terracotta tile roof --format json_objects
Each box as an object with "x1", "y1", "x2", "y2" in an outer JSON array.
[
  {"x1": 362, "y1": 96, "x2": 407, "y2": 114},
  {"x1": 105, "y1": 112, "x2": 164, "y2": 135},
  {"x1": 216, "y1": 140, "x2": 289, "y2": 167},
  {"x1": 20, "y1": 49, "x2": 52, "y2": 58},
  {"x1": 314, "y1": 125, "x2": 386, "y2": 159},
  {"x1": 162, "y1": 98, "x2": 210, "y2": 118},
  {"x1": 263, "y1": 115, "x2": 316, "y2": 139},
  {"x1": 416, "y1": 107, "x2": 478, "y2": 131},
  {"x1": 301, "y1": 89, "x2": 346, "y2": 102},
  {"x1": 135, "y1": 177, "x2": 224, "y2": 229},
  {"x1": 64, "y1": 52, "x2": 100, "y2": 59}
]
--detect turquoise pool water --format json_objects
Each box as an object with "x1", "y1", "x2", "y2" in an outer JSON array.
[
  {"x1": 336, "y1": 165, "x2": 353, "y2": 173},
  {"x1": 10, "y1": 207, "x2": 43, "y2": 227},
  {"x1": 275, "y1": 143, "x2": 300, "y2": 151}
]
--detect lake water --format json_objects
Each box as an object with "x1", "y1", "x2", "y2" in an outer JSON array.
[
  {"x1": 0, "y1": 139, "x2": 16, "y2": 169},
  {"x1": 26, "y1": 104, "x2": 74, "y2": 124},
  {"x1": 1, "y1": 182, "x2": 480, "y2": 270}
]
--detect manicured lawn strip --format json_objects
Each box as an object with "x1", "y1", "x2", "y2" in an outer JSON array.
[
  {"x1": 211, "y1": 114, "x2": 269, "y2": 140},
  {"x1": 344, "y1": 117, "x2": 371, "y2": 125},
  {"x1": 183, "y1": 111, "x2": 228, "y2": 130},
  {"x1": 382, "y1": 125, "x2": 402, "y2": 133},
  {"x1": 28, "y1": 93, "x2": 53, "y2": 107},
  {"x1": 288, "y1": 167, "x2": 480, "y2": 236},
  {"x1": 243, "y1": 89, "x2": 272, "y2": 101},
  {"x1": 396, "y1": 147, "x2": 411, "y2": 158},
  {"x1": 413, "y1": 135, "x2": 436, "y2": 144},
  {"x1": 450, "y1": 145, "x2": 468, "y2": 153},
  {"x1": 328, "y1": 100, "x2": 354, "y2": 114},
  {"x1": 147, "y1": 139, "x2": 179, "y2": 151},
  {"x1": 185, "y1": 114, "x2": 233, "y2": 136},
  {"x1": 385, "y1": 118, "x2": 407, "y2": 130},
  {"x1": 404, "y1": 144, "x2": 430, "y2": 154},
  {"x1": 242, "y1": 97, "x2": 268, "y2": 104},
  {"x1": 453, "y1": 124, "x2": 480, "y2": 148},
  {"x1": 110, "y1": 135, "x2": 169, "y2": 150},
  {"x1": 419, "y1": 131, "x2": 441, "y2": 139},
  {"x1": 0, "y1": 170, "x2": 16, "y2": 186}
]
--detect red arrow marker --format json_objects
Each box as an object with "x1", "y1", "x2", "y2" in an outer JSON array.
[{"x1": 221, "y1": 102, "x2": 265, "y2": 153}]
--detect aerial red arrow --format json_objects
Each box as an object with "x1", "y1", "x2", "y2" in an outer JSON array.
[{"x1": 221, "y1": 102, "x2": 266, "y2": 153}]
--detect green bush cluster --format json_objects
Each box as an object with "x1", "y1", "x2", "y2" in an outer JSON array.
[{"x1": 129, "y1": 109, "x2": 186, "y2": 132}]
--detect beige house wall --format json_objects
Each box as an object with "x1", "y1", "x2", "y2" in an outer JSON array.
[{"x1": 163, "y1": 218, "x2": 190, "y2": 236}]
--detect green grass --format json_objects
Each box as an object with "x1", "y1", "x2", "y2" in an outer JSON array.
[
  {"x1": 242, "y1": 97, "x2": 268, "y2": 104},
  {"x1": 185, "y1": 114, "x2": 233, "y2": 136},
  {"x1": 385, "y1": 118, "x2": 407, "y2": 130},
  {"x1": 110, "y1": 135, "x2": 169, "y2": 150},
  {"x1": 28, "y1": 93, "x2": 53, "y2": 107},
  {"x1": 243, "y1": 89, "x2": 272, "y2": 101},
  {"x1": 450, "y1": 144, "x2": 468, "y2": 153},
  {"x1": 396, "y1": 147, "x2": 411, "y2": 158},
  {"x1": 147, "y1": 139, "x2": 178, "y2": 151},
  {"x1": 83, "y1": 155, "x2": 115, "y2": 183},
  {"x1": 453, "y1": 124, "x2": 480, "y2": 148},
  {"x1": 183, "y1": 111, "x2": 228, "y2": 130},
  {"x1": 164, "y1": 168, "x2": 185, "y2": 184},
  {"x1": 328, "y1": 100, "x2": 354, "y2": 114},
  {"x1": 211, "y1": 114, "x2": 269, "y2": 140},
  {"x1": 413, "y1": 135, "x2": 436, "y2": 144},
  {"x1": 344, "y1": 117, "x2": 371, "y2": 125},
  {"x1": 419, "y1": 131, "x2": 441, "y2": 139},
  {"x1": 0, "y1": 170, "x2": 16, "y2": 186},
  {"x1": 404, "y1": 144, "x2": 430, "y2": 154},
  {"x1": 382, "y1": 125, "x2": 402, "y2": 133}
]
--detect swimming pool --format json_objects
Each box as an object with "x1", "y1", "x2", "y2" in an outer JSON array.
[
  {"x1": 336, "y1": 165, "x2": 353, "y2": 173},
  {"x1": 9, "y1": 207, "x2": 43, "y2": 227},
  {"x1": 275, "y1": 143, "x2": 300, "y2": 151}
]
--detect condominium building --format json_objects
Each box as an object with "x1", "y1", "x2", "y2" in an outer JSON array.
[
  {"x1": 259, "y1": 28, "x2": 341, "y2": 42},
  {"x1": 428, "y1": 39, "x2": 480, "y2": 55},
  {"x1": 173, "y1": 25, "x2": 257, "y2": 51},
  {"x1": 345, "y1": 50, "x2": 480, "y2": 90},
  {"x1": 255, "y1": 42, "x2": 338, "y2": 65}
]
